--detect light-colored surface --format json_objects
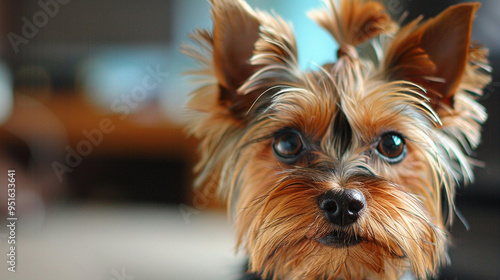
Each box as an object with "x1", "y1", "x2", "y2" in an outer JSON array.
[
  {"x1": 0, "y1": 204, "x2": 245, "y2": 280},
  {"x1": 0, "y1": 203, "x2": 495, "y2": 279}
]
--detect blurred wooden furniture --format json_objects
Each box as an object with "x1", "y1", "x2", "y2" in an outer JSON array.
[{"x1": 0, "y1": 90, "x2": 199, "y2": 203}]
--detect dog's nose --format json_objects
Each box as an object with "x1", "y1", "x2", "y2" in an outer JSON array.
[{"x1": 318, "y1": 189, "x2": 366, "y2": 226}]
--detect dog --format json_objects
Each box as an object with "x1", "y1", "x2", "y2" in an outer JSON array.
[{"x1": 183, "y1": 0, "x2": 491, "y2": 279}]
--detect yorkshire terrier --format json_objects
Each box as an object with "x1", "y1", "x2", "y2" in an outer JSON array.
[{"x1": 183, "y1": 0, "x2": 491, "y2": 279}]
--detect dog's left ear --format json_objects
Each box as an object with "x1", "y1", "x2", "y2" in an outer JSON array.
[{"x1": 383, "y1": 3, "x2": 480, "y2": 109}]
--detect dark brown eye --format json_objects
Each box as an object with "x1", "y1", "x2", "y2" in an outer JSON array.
[
  {"x1": 273, "y1": 131, "x2": 304, "y2": 164},
  {"x1": 376, "y1": 133, "x2": 406, "y2": 163}
]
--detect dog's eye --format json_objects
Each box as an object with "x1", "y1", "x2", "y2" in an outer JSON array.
[
  {"x1": 273, "y1": 131, "x2": 304, "y2": 163},
  {"x1": 376, "y1": 133, "x2": 406, "y2": 163}
]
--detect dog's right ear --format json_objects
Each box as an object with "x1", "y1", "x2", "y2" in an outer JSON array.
[
  {"x1": 184, "y1": 0, "x2": 299, "y2": 190},
  {"x1": 185, "y1": 0, "x2": 298, "y2": 121},
  {"x1": 211, "y1": 0, "x2": 262, "y2": 117},
  {"x1": 209, "y1": 0, "x2": 299, "y2": 119}
]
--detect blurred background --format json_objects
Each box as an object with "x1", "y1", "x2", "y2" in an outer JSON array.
[{"x1": 0, "y1": 0, "x2": 498, "y2": 279}]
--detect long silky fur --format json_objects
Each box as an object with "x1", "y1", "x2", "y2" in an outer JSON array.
[{"x1": 182, "y1": 0, "x2": 491, "y2": 279}]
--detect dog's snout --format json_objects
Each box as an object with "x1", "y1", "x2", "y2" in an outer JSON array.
[{"x1": 319, "y1": 189, "x2": 366, "y2": 226}]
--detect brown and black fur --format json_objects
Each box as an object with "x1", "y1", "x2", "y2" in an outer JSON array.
[{"x1": 183, "y1": 0, "x2": 491, "y2": 279}]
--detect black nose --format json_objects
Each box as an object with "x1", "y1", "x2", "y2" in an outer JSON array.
[{"x1": 318, "y1": 189, "x2": 366, "y2": 226}]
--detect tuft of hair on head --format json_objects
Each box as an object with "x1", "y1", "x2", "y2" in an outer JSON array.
[{"x1": 308, "y1": 0, "x2": 398, "y2": 59}]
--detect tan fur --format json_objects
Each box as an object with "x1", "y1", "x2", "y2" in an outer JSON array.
[{"x1": 182, "y1": 0, "x2": 491, "y2": 279}]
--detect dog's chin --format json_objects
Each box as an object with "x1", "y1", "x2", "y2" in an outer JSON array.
[{"x1": 317, "y1": 230, "x2": 363, "y2": 248}]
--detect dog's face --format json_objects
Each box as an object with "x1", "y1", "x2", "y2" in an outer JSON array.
[{"x1": 184, "y1": 0, "x2": 490, "y2": 279}]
